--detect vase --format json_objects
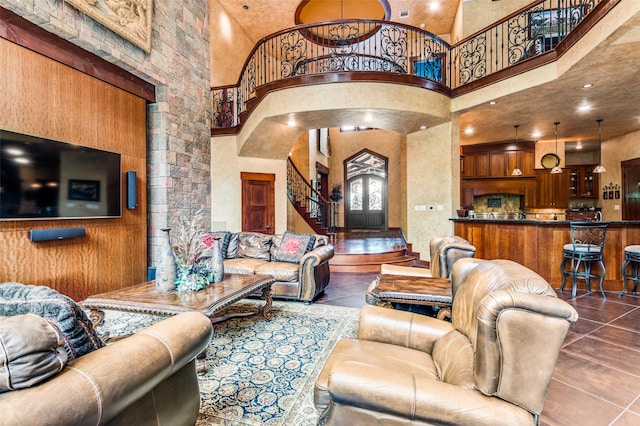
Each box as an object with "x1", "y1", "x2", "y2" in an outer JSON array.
[
  {"x1": 211, "y1": 237, "x2": 225, "y2": 283},
  {"x1": 155, "y1": 228, "x2": 177, "y2": 293}
]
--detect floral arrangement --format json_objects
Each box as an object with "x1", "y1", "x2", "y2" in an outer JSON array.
[{"x1": 171, "y1": 210, "x2": 217, "y2": 292}]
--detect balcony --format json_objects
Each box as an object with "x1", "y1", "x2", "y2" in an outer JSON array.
[{"x1": 212, "y1": 0, "x2": 608, "y2": 133}]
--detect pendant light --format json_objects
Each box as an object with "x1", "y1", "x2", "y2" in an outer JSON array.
[
  {"x1": 511, "y1": 124, "x2": 523, "y2": 176},
  {"x1": 593, "y1": 119, "x2": 606, "y2": 173},
  {"x1": 550, "y1": 121, "x2": 563, "y2": 174}
]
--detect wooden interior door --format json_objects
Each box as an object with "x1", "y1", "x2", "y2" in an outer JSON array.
[
  {"x1": 622, "y1": 159, "x2": 640, "y2": 220},
  {"x1": 241, "y1": 172, "x2": 275, "y2": 234}
]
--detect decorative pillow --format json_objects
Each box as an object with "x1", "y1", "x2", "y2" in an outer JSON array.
[
  {"x1": 226, "y1": 233, "x2": 239, "y2": 259},
  {"x1": 0, "y1": 282, "x2": 104, "y2": 360},
  {"x1": 274, "y1": 231, "x2": 316, "y2": 264},
  {"x1": 0, "y1": 314, "x2": 68, "y2": 393},
  {"x1": 237, "y1": 233, "x2": 272, "y2": 260},
  {"x1": 199, "y1": 231, "x2": 231, "y2": 259}
]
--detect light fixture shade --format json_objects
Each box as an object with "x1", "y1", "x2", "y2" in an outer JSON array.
[
  {"x1": 550, "y1": 165, "x2": 563, "y2": 174},
  {"x1": 593, "y1": 119, "x2": 606, "y2": 174},
  {"x1": 511, "y1": 168, "x2": 523, "y2": 176}
]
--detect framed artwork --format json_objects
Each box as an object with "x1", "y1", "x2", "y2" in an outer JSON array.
[
  {"x1": 64, "y1": 0, "x2": 153, "y2": 53},
  {"x1": 603, "y1": 191, "x2": 608, "y2": 200},
  {"x1": 615, "y1": 190, "x2": 620, "y2": 199},
  {"x1": 68, "y1": 180, "x2": 100, "y2": 202},
  {"x1": 608, "y1": 190, "x2": 614, "y2": 200}
]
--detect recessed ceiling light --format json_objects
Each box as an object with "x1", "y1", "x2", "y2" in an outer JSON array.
[
  {"x1": 489, "y1": 101, "x2": 497, "y2": 105},
  {"x1": 577, "y1": 104, "x2": 592, "y2": 113},
  {"x1": 464, "y1": 127, "x2": 474, "y2": 135},
  {"x1": 420, "y1": 125, "x2": 427, "y2": 130},
  {"x1": 532, "y1": 131, "x2": 542, "y2": 138},
  {"x1": 341, "y1": 125, "x2": 355, "y2": 132},
  {"x1": 583, "y1": 83, "x2": 593, "y2": 88},
  {"x1": 287, "y1": 118, "x2": 296, "y2": 127},
  {"x1": 429, "y1": 2, "x2": 441, "y2": 12}
]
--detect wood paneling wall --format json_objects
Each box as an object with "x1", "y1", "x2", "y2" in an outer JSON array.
[
  {"x1": 454, "y1": 220, "x2": 640, "y2": 293},
  {"x1": 0, "y1": 38, "x2": 147, "y2": 301}
]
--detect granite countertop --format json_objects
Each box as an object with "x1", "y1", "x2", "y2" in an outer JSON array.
[{"x1": 450, "y1": 218, "x2": 640, "y2": 225}]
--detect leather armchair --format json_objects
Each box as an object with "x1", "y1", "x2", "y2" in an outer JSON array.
[
  {"x1": 0, "y1": 312, "x2": 212, "y2": 426},
  {"x1": 377, "y1": 235, "x2": 475, "y2": 279},
  {"x1": 316, "y1": 259, "x2": 578, "y2": 425}
]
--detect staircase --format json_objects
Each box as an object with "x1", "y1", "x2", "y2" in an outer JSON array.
[
  {"x1": 329, "y1": 231, "x2": 426, "y2": 273},
  {"x1": 287, "y1": 158, "x2": 336, "y2": 235}
]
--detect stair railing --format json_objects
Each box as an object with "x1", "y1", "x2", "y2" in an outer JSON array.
[
  {"x1": 287, "y1": 158, "x2": 336, "y2": 234},
  {"x1": 212, "y1": 0, "x2": 607, "y2": 129}
]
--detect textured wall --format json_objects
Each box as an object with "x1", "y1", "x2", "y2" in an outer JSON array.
[
  {"x1": 406, "y1": 121, "x2": 459, "y2": 261},
  {"x1": 0, "y1": 0, "x2": 212, "y2": 266}
]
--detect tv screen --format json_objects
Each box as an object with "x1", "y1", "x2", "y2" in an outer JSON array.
[{"x1": 0, "y1": 130, "x2": 121, "y2": 220}]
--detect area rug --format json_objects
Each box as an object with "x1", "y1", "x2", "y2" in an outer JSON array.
[{"x1": 96, "y1": 300, "x2": 360, "y2": 425}]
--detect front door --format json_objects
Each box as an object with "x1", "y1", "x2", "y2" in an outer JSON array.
[
  {"x1": 347, "y1": 174, "x2": 386, "y2": 229},
  {"x1": 345, "y1": 149, "x2": 388, "y2": 230},
  {"x1": 241, "y1": 172, "x2": 275, "y2": 234},
  {"x1": 622, "y1": 159, "x2": 640, "y2": 220}
]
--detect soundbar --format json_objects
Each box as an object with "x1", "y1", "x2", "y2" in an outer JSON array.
[{"x1": 29, "y1": 227, "x2": 86, "y2": 242}]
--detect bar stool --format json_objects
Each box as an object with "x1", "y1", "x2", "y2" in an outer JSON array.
[
  {"x1": 620, "y1": 245, "x2": 640, "y2": 297},
  {"x1": 560, "y1": 222, "x2": 608, "y2": 298}
]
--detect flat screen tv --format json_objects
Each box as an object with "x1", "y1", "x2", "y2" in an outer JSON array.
[{"x1": 0, "y1": 129, "x2": 121, "y2": 220}]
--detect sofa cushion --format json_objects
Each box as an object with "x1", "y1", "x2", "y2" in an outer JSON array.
[
  {"x1": 0, "y1": 314, "x2": 68, "y2": 393},
  {"x1": 274, "y1": 231, "x2": 316, "y2": 264},
  {"x1": 255, "y1": 262, "x2": 299, "y2": 282},
  {"x1": 237, "y1": 233, "x2": 272, "y2": 260},
  {"x1": 223, "y1": 258, "x2": 270, "y2": 275},
  {"x1": 0, "y1": 282, "x2": 104, "y2": 360}
]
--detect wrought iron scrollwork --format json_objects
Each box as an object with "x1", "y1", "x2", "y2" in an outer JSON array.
[
  {"x1": 281, "y1": 30, "x2": 307, "y2": 78},
  {"x1": 458, "y1": 35, "x2": 486, "y2": 85},
  {"x1": 210, "y1": 1, "x2": 603, "y2": 128}
]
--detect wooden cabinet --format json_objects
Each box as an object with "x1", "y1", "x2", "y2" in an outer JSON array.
[
  {"x1": 568, "y1": 165, "x2": 599, "y2": 198},
  {"x1": 535, "y1": 170, "x2": 569, "y2": 208},
  {"x1": 461, "y1": 141, "x2": 535, "y2": 178}
]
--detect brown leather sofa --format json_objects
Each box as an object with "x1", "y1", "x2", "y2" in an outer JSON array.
[
  {"x1": 0, "y1": 312, "x2": 212, "y2": 426},
  {"x1": 222, "y1": 231, "x2": 334, "y2": 303},
  {"x1": 315, "y1": 259, "x2": 578, "y2": 425}
]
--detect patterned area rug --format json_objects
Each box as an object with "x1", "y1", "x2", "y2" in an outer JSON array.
[{"x1": 96, "y1": 300, "x2": 360, "y2": 425}]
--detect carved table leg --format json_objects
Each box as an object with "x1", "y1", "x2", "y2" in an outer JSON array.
[
  {"x1": 260, "y1": 285, "x2": 273, "y2": 320},
  {"x1": 196, "y1": 348, "x2": 208, "y2": 374},
  {"x1": 87, "y1": 309, "x2": 110, "y2": 341}
]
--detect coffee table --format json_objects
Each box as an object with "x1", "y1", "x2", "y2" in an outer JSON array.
[
  {"x1": 366, "y1": 274, "x2": 452, "y2": 320},
  {"x1": 81, "y1": 273, "x2": 275, "y2": 328}
]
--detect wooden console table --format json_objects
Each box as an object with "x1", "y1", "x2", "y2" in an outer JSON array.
[{"x1": 366, "y1": 274, "x2": 452, "y2": 320}]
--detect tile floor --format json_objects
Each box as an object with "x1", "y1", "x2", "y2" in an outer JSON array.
[{"x1": 317, "y1": 272, "x2": 640, "y2": 426}]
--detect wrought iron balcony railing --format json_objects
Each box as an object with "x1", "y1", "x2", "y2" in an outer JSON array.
[{"x1": 212, "y1": 0, "x2": 605, "y2": 130}]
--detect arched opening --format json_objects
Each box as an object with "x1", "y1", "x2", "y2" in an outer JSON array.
[{"x1": 344, "y1": 148, "x2": 388, "y2": 230}]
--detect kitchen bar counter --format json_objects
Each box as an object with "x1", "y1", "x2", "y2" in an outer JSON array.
[{"x1": 452, "y1": 218, "x2": 640, "y2": 293}]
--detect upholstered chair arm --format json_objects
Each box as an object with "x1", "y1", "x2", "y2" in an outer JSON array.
[
  {"x1": 298, "y1": 244, "x2": 334, "y2": 302},
  {"x1": 0, "y1": 312, "x2": 212, "y2": 426},
  {"x1": 474, "y1": 290, "x2": 578, "y2": 416},
  {"x1": 325, "y1": 361, "x2": 535, "y2": 426},
  {"x1": 357, "y1": 305, "x2": 454, "y2": 353}
]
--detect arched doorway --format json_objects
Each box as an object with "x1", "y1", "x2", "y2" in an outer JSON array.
[{"x1": 345, "y1": 149, "x2": 388, "y2": 230}]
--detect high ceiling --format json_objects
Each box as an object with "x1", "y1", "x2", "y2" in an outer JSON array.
[{"x1": 220, "y1": 0, "x2": 640, "y2": 151}]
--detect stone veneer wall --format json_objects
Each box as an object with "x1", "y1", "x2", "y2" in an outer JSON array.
[{"x1": 0, "y1": 0, "x2": 211, "y2": 266}]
